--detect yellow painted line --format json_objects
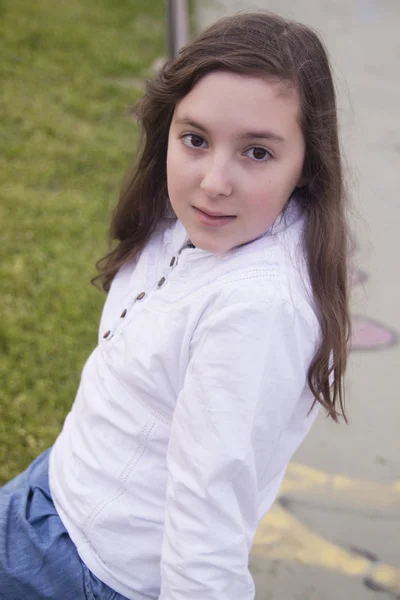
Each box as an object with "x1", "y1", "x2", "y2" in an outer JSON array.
[
  {"x1": 281, "y1": 463, "x2": 400, "y2": 512},
  {"x1": 253, "y1": 504, "x2": 370, "y2": 575},
  {"x1": 251, "y1": 463, "x2": 400, "y2": 593},
  {"x1": 252, "y1": 504, "x2": 400, "y2": 593}
]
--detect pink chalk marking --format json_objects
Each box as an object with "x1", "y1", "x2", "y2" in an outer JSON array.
[
  {"x1": 351, "y1": 266, "x2": 368, "y2": 287},
  {"x1": 349, "y1": 250, "x2": 398, "y2": 350},
  {"x1": 351, "y1": 316, "x2": 397, "y2": 350}
]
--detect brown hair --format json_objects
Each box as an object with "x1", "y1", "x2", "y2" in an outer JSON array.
[{"x1": 95, "y1": 11, "x2": 351, "y2": 422}]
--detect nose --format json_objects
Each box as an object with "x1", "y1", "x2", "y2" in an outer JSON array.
[{"x1": 200, "y1": 158, "x2": 233, "y2": 198}]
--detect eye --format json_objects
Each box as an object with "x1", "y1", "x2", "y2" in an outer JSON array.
[
  {"x1": 181, "y1": 133, "x2": 207, "y2": 149},
  {"x1": 244, "y1": 147, "x2": 272, "y2": 162}
]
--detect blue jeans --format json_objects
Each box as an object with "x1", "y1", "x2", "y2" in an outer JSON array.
[{"x1": 0, "y1": 449, "x2": 129, "y2": 600}]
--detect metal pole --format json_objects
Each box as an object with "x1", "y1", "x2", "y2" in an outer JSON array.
[{"x1": 167, "y1": 0, "x2": 189, "y2": 58}]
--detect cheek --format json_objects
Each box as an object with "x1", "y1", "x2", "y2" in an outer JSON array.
[
  {"x1": 246, "y1": 161, "x2": 300, "y2": 201},
  {"x1": 166, "y1": 138, "x2": 176, "y2": 176},
  {"x1": 166, "y1": 144, "x2": 183, "y2": 194},
  {"x1": 168, "y1": 141, "x2": 187, "y2": 178},
  {"x1": 243, "y1": 176, "x2": 278, "y2": 204},
  {"x1": 242, "y1": 178, "x2": 287, "y2": 218},
  {"x1": 168, "y1": 149, "x2": 200, "y2": 194}
]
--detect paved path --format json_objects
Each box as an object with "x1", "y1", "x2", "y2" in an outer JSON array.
[{"x1": 194, "y1": 2, "x2": 400, "y2": 598}]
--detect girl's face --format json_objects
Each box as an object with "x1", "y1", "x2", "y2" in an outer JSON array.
[{"x1": 166, "y1": 71, "x2": 306, "y2": 253}]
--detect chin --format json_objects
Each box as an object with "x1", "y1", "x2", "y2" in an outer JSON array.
[{"x1": 193, "y1": 238, "x2": 233, "y2": 254}]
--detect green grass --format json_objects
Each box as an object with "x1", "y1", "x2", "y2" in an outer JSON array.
[{"x1": 0, "y1": 0, "x2": 167, "y2": 483}]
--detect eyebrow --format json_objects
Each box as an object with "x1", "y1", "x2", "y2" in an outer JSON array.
[{"x1": 174, "y1": 117, "x2": 285, "y2": 143}]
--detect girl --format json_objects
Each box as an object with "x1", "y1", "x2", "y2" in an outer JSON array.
[{"x1": 0, "y1": 10, "x2": 350, "y2": 600}]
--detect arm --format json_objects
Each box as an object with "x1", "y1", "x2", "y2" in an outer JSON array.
[{"x1": 159, "y1": 294, "x2": 318, "y2": 600}]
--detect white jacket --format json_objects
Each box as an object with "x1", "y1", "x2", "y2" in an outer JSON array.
[{"x1": 49, "y1": 199, "x2": 320, "y2": 600}]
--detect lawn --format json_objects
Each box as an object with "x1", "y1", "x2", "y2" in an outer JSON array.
[{"x1": 0, "y1": 0, "x2": 167, "y2": 483}]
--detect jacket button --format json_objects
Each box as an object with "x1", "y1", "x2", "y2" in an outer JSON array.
[
  {"x1": 136, "y1": 292, "x2": 146, "y2": 300},
  {"x1": 120, "y1": 309, "x2": 127, "y2": 318},
  {"x1": 103, "y1": 330, "x2": 111, "y2": 339},
  {"x1": 170, "y1": 256, "x2": 176, "y2": 267},
  {"x1": 158, "y1": 277, "x2": 166, "y2": 287}
]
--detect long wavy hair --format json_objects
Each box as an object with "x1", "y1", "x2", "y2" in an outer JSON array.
[{"x1": 94, "y1": 11, "x2": 351, "y2": 422}]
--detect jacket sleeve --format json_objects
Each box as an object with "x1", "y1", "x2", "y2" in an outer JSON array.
[{"x1": 159, "y1": 294, "x2": 319, "y2": 600}]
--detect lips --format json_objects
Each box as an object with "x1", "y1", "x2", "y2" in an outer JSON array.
[
  {"x1": 195, "y1": 207, "x2": 235, "y2": 218},
  {"x1": 193, "y1": 206, "x2": 237, "y2": 227}
]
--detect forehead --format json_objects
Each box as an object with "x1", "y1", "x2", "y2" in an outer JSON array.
[{"x1": 173, "y1": 71, "x2": 301, "y2": 132}]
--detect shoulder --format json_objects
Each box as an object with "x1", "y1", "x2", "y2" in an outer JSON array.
[
  {"x1": 193, "y1": 276, "x2": 320, "y2": 355},
  {"x1": 190, "y1": 272, "x2": 320, "y2": 381},
  {"x1": 206, "y1": 203, "x2": 317, "y2": 328},
  {"x1": 199, "y1": 276, "x2": 319, "y2": 337}
]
